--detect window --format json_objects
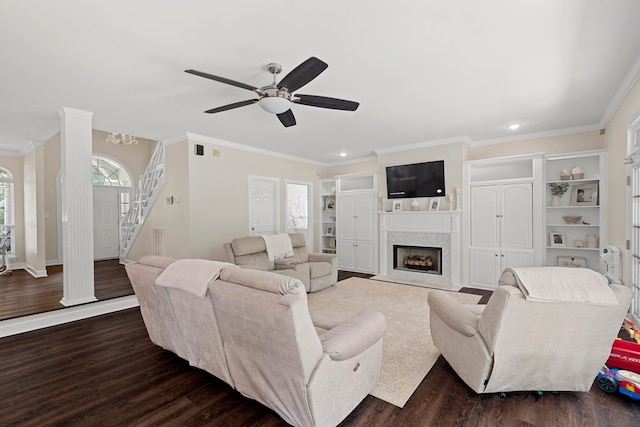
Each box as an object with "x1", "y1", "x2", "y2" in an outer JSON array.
[
  {"x1": 92, "y1": 155, "x2": 133, "y2": 219},
  {"x1": 92, "y1": 155, "x2": 132, "y2": 187},
  {"x1": 0, "y1": 167, "x2": 15, "y2": 255}
]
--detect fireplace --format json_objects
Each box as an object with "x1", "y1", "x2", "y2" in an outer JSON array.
[
  {"x1": 379, "y1": 211, "x2": 461, "y2": 289},
  {"x1": 393, "y1": 245, "x2": 442, "y2": 275}
]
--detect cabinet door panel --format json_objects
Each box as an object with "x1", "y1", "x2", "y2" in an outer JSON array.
[
  {"x1": 469, "y1": 248, "x2": 500, "y2": 288},
  {"x1": 470, "y1": 186, "x2": 499, "y2": 248},
  {"x1": 355, "y1": 193, "x2": 375, "y2": 240},
  {"x1": 501, "y1": 184, "x2": 533, "y2": 249},
  {"x1": 501, "y1": 249, "x2": 535, "y2": 270},
  {"x1": 356, "y1": 241, "x2": 376, "y2": 273},
  {"x1": 338, "y1": 195, "x2": 356, "y2": 240},
  {"x1": 338, "y1": 240, "x2": 357, "y2": 270}
]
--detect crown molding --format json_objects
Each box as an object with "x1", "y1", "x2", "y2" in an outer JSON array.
[
  {"x1": 467, "y1": 124, "x2": 601, "y2": 148},
  {"x1": 373, "y1": 135, "x2": 471, "y2": 155},
  {"x1": 600, "y1": 51, "x2": 640, "y2": 129},
  {"x1": 180, "y1": 132, "x2": 326, "y2": 166}
]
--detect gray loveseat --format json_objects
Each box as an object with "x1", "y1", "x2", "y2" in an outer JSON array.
[
  {"x1": 126, "y1": 255, "x2": 386, "y2": 427},
  {"x1": 223, "y1": 233, "x2": 337, "y2": 292}
]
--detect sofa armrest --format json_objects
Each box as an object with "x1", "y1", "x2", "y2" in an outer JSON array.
[
  {"x1": 238, "y1": 265, "x2": 269, "y2": 271},
  {"x1": 428, "y1": 291, "x2": 482, "y2": 337},
  {"x1": 320, "y1": 309, "x2": 386, "y2": 361},
  {"x1": 274, "y1": 257, "x2": 302, "y2": 269},
  {"x1": 309, "y1": 252, "x2": 337, "y2": 265}
]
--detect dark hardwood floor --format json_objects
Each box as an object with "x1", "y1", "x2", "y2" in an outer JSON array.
[
  {"x1": 0, "y1": 259, "x2": 133, "y2": 321},
  {"x1": 1, "y1": 271, "x2": 638, "y2": 426}
]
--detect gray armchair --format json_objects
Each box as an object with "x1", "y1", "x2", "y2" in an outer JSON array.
[{"x1": 428, "y1": 267, "x2": 632, "y2": 393}]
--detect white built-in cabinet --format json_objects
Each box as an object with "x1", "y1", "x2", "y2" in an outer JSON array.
[
  {"x1": 464, "y1": 154, "x2": 544, "y2": 289},
  {"x1": 469, "y1": 184, "x2": 535, "y2": 288},
  {"x1": 544, "y1": 150, "x2": 606, "y2": 271},
  {"x1": 336, "y1": 173, "x2": 377, "y2": 274}
]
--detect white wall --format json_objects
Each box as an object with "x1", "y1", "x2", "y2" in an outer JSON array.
[
  {"x1": 603, "y1": 75, "x2": 640, "y2": 281},
  {"x1": 128, "y1": 134, "x2": 321, "y2": 261}
]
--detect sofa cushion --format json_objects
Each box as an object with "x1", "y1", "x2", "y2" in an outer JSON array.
[
  {"x1": 220, "y1": 267, "x2": 303, "y2": 295},
  {"x1": 289, "y1": 233, "x2": 307, "y2": 248},
  {"x1": 231, "y1": 236, "x2": 267, "y2": 256},
  {"x1": 309, "y1": 261, "x2": 333, "y2": 279},
  {"x1": 139, "y1": 255, "x2": 175, "y2": 269}
]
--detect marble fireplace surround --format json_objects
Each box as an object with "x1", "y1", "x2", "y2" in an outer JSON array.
[{"x1": 378, "y1": 211, "x2": 461, "y2": 289}]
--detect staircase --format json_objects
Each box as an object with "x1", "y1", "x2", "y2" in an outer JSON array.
[{"x1": 120, "y1": 142, "x2": 165, "y2": 260}]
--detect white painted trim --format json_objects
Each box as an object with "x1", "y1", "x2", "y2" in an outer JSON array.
[
  {"x1": 468, "y1": 124, "x2": 601, "y2": 147},
  {"x1": 601, "y1": 52, "x2": 640, "y2": 129},
  {"x1": 184, "y1": 132, "x2": 325, "y2": 166},
  {"x1": 24, "y1": 264, "x2": 47, "y2": 278},
  {"x1": 374, "y1": 135, "x2": 471, "y2": 155},
  {"x1": 0, "y1": 295, "x2": 139, "y2": 338}
]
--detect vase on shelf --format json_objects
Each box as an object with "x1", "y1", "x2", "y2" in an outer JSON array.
[{"x1": 551, "y1": 195, "x2": 561, "y2": 206}]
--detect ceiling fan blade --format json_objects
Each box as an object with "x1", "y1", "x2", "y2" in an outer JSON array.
[
  {"x1": 185, "y1": 69, "x2": 258, "y2": 92},
  {"x1": 204, "y1": 99, "x2": 258, "y2": 114},
  {"x1": 277, "y1": 109, "x2": 296, "y2": 127},
  {"x1": 277, "y1": 57, "x2": 328, "y2": 92},
  {"x1": 294, "y1": 94, "x2": 359, "y2": 111}
]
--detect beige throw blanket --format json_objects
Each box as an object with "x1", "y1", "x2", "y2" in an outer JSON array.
[
  {"x1": 155, "y1": 259, "x2": 237, "y2": 298},
  {"x1": 262, "y1": 233, "x2": 294, "y2": 261},
  {"x1": 499, "y1": 267, "x2": 618, "y2": 306}
]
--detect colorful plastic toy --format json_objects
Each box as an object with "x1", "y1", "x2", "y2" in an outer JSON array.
[{"x1": 597, "y1": 368, "x2": 640, "y2": 400}]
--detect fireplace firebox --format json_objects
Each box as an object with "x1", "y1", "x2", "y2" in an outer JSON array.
[{"x1": 393, "y1": 244, "x2": 442, "y2": 275}]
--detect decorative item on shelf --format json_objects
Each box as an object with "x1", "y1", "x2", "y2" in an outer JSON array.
[
  {"x1": 330, "y1": 185, "x2": 336, "y2": 194},
  {"x1": 574, "y1": 239, "x2": 584, "y2": 248},
  {"x1": 587, "y1": 233, "x2": 599, "y2": 248},
  {"x1": 549, "y1": 182, "x2": 570, "y2": 206},
  {"x1": 378, "y1": 192, "x2": 384, "y2": 211},
  {"x1": 560, "y1": 169, "x2": 571, "y2": 180},
  {"x1": 410, "y1": 199, "x2": 420, "y2": 211},
  {"x1": 455, "y1": 187, "x2": 461, "y2": 211},
  {"x1": 562, "y1": 215, "x2": 582, "y2": 224},
  {"x1": 448, "y1": 194, "x2": 454, "y2": 211},
  {"x1": 571, "y1": 166, "x2": 584, "y2": 180},
  {"x1": 429, "y1": 198, "x2": 441, "y2": 211},
  {"x1": 570, "y1": 183, "x2": 598, "y2": 206},
  {"x1": 107, "y1": 132, "x2": 138, "y2": 145},
  {"x1": 392, "y1": 201, "x2": 403, "y2": 212},
  {"x1": 558, "y1": 256, "x2": 587, "y2": 268},
  {"x1": 550, "y1": 231, "x2": 566, "y2": 247}
]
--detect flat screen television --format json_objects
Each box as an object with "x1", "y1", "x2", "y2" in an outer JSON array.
[{"x1": 386, "y1": 160, "x2": 445, "y2": 199}]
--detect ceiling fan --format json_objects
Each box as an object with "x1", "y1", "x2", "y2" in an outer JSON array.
[{"x1": 185, "y1": 57, "x2": 359, "y2": 127}]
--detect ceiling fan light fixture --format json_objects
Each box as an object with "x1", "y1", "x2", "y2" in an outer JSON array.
[{"x1": 259, "y1": 97, "x2": 291, "y2": 114}]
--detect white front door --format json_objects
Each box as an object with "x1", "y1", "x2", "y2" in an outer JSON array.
[
  {"x1": 249, "y1": 176, "x2": 279, "y2": 235},
  {"x1": 93, "y1": 186, "x2": 120, "y2": 259}
]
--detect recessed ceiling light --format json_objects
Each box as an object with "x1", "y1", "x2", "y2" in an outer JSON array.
[
  {"x1": 508, "y1": 124, "x2": 520, "y2": 130},
  {"x1": 339, "y1": 152, "x2": 347, "y2": 157}
]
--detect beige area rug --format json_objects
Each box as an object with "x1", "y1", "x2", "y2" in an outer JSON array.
[{"x1": 306, "y1": 277, "x2": 481, "y2": 408}]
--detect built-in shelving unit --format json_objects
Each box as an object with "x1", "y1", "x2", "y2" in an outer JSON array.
[
  {"x1": 544, "y1": 150, "x2": 606, "y2": 271},
  {"x1": 320, "y1": 179, "x2": 337, "y2": 254}
]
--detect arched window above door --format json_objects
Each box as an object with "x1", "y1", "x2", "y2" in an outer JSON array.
[{"x1": 92, "y1": 155, "x2": 132, "y2": 187}]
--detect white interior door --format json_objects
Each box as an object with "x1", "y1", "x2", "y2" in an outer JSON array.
[
  {"x1": 249, "y1": 176, "x2": 279, "y2": 235},
  {"x1": 286, "y1": 181, "x2": 312, "y2": 247},
  {"x1": 93, "y1": 186, "x2": 120, "y2": 259}
]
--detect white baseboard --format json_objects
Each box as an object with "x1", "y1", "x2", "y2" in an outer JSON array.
[
  {"x1": 0, "y1": 295, "x2": 140, "y2": 338},
  {"x1": 24, "y1": 264, "x2": 48, "y2": 278}
]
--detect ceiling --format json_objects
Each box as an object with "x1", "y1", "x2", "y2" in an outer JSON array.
[{"x1": 2, "y1": 1, "x2": 640, "y2": 164}]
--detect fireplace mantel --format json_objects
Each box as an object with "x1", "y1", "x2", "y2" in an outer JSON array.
[{"x1": 378, "y1": 211, "x2": 461, "y2": 289}]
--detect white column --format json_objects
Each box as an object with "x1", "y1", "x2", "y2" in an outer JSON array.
[{"x1": 59, "y1": 107, "x2": 96, "y2": 306}]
